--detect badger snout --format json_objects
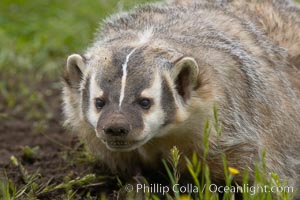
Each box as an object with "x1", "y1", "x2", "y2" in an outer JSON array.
[
  {"x1": 100, "y1": 114, "x2": 131, "y2": 137},
  {"x1": 103, "y1": 122, "x2": 130, "y2": 136},
  {"x1": 96, "y1": 114, "x2": 142, "y2": 151}
]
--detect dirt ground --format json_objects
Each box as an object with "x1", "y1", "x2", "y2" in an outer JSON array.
[{"x1": 0, "y1": 80, "x2": 120, "y2": 199}]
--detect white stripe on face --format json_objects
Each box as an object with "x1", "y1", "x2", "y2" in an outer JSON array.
[
  {"x1": 119, "y1": 48, "x2": 137, "y2": 109},
  {"x1": 88, "y1": 74, "x2": 103, "y2": 128},
  {"x1": 137, "y1": 73, "x2": 165, "y2": 140}
]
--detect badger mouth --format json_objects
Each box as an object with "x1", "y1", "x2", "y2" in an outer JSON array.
[{"x1": 101, "y1": 139, "x2": 144, "y2": 151}]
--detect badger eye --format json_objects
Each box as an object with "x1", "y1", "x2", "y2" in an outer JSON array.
[
  {"x1": 138, "y1": 98, "x2": 152, "y2": 109},
  {"x1": 95, "y1": 98, "x2": 105, "y2": 110}
]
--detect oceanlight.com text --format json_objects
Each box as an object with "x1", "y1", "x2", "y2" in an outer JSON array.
[{"x1": 124, "y1": 183, "x2": 294, "y2": 196}]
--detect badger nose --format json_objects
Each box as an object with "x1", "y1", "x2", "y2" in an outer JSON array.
[{"x1": 104, "y1": 124, "x2": 129, "y2": 136}]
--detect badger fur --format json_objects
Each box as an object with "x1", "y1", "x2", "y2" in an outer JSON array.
[{"x1": 62, "y1": 0, "x2": 300, "y2": 197}]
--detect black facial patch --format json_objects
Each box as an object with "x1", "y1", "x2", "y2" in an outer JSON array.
[
  {"x1": 125, "y1": 48, "x2": 153, "y2": 99},
  {"x1": 97, "y1": 47, "x2": 153, "y2": 103},
  {"x1": 161, "y1": 76, "x2": 176, "y2": 125}
]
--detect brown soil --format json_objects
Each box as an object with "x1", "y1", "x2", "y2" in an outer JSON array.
[{"x1": 0, "y1": 80, "x2": 119, "y2": 199}]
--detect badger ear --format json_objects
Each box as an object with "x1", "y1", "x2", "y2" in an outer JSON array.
[
  {"x1": 171, "y1": 57, "x2": 199, "y2": 102},
  {"x1": 64, "y1": 54, "x2": 86, "y2": 89}
]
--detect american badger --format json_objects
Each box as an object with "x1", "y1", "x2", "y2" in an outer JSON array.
[{"x1": 63, "y1": 0, "x2": 300, "y2": 196}]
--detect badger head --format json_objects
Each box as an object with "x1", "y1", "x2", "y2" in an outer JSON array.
[{"x1": 63, "y1": 42, "x2": 201, "y2": 152}]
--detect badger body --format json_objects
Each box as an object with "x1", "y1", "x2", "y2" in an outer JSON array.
[{"x1": 63, "y1": 0, "x2": 300, "y2": 196}]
